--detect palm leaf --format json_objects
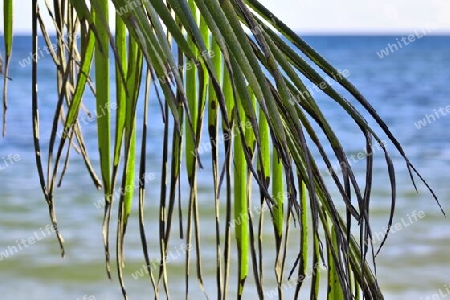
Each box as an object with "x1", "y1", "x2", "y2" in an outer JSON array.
[
  {"x1": 2, "y1": 0, "x2": 12, "y2": 135},
  {"x1": 2, "y1": 1, "x2": 444, "y2": 299}
]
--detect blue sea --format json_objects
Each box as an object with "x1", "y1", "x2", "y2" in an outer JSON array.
[{"x1": 0, "y1": 35, "x2": 449, "y2": 300}]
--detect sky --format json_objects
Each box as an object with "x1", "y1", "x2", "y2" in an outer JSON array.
[{"x1": 1, "y1": 0, "x2": 450, "y2": 34}]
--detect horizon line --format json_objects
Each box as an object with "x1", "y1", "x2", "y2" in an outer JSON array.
[{"x1": 3, "y1": 31, "x2": 450, "y2": 36}]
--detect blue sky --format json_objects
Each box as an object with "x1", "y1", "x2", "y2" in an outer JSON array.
[{"x1": 1, "y1": 0, "x2": 450, "y2": 33}]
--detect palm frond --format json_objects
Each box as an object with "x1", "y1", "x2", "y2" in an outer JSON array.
[{"x1": 2, "y1": 0, "x2": 444, "y2": 299}]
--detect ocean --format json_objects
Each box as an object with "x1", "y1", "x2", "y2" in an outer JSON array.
[{"x1": 0, "y1": 35, "x2": 449, "y2": 299}]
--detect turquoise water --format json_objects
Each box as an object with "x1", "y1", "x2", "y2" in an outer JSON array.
[{"x1": 0, "y1": 35, "x2": 449, "y2": 299}]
